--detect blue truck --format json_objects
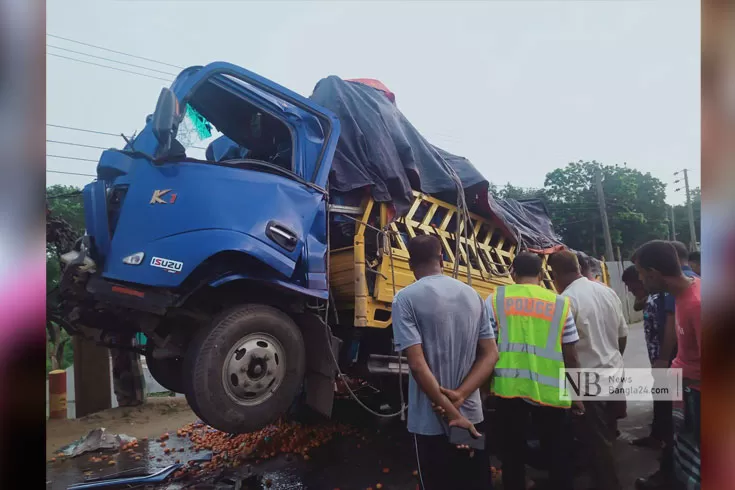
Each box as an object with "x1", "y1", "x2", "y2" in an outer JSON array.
[{"x1": 57, "y1": 62, "x2": 571, "y2": 434}]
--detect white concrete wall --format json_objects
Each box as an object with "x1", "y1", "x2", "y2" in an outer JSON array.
[
  {"x1": 606, "y1": 260, "x2": 644, "y2": 325},
  {"x1": 46, "y1": 356, "x2": 181, "y2": 419}
]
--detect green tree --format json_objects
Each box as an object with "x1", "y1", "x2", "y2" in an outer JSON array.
[
  {"x1": 46, "y1": 185, "x2": 85, "y2": 289},
  {"x1": 543, "y1": 160, "x2": 669, "y2": 259},
  {"x1": 46, "y1": 185, "x2": 85, "y2": 373}
]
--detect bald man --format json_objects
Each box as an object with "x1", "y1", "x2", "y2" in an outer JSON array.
[{"x1": 549, "y1": 250, "x2": 628, "y2": 490}]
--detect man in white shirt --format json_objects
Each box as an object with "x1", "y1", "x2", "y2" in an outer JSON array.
[{"x1": 548, "y1": 250, "x2": 628, "y2": 490}]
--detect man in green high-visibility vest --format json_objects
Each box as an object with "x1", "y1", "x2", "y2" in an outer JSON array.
[{"x1": 485, "y1": 252, "x2": 584, "y2": 490}]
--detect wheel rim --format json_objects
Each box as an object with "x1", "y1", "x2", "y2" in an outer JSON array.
[{"x1": 222, "y1": 333, "x2": 286, "y2": 406}]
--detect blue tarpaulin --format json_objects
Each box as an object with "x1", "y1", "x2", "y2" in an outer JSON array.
[{"x1": 309, "y1": 76, "x2": 563, "y2": 250}]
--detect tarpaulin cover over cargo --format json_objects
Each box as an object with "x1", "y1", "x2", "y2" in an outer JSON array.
[{"x1": 309, "y1": 76, "x2": 563, "y2": 251}]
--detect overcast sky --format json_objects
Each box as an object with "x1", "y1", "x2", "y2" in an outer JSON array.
[{"x1": 46, "y1": 0, "x2": 700, "y2": 205}]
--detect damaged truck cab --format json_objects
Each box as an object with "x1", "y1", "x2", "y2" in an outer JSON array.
[{"x1": 60, "y1": 63, "x2": 344, "y2": 433}]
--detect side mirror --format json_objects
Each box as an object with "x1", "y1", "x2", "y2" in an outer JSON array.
[{"x1": 151, "y1": 88, "x2": 180, "y2": 157}]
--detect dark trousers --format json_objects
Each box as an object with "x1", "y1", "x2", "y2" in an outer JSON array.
[
  {"x1": 576, "y1": 400, "x2": 621, "y2": 490},
  {"x1": 413, "y1": 421, "x2": 492, "y2": 490},
  {"x1": 496, "y1": 397, "x2": 573, "y2": 490},
  {"x1": 651, "y1": 399, "x2": 674, "y2": 443},
  {"x1": 650, "y1": 356, "x2": 676, "y2": 472}
]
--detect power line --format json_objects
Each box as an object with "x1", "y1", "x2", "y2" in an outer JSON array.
[
  {"x1": 47, "y1": 170, "x2": 96, "y2": 177},
  {"x1": 47, "y1": 191, "x2": 83, "y2": 200},
  {"x1": 548, "y1": 204, "x2": 599, "y2": 210},
  {"x1": 47, "y1": 34, "x2": 184, "y2": 70},
  {"x1": 47, "y1": 44, "x2": 178, "y2": 76},
  {"x1": 48, "y1": 53, "x2": 173, "y2": 82},
  {"x1": 47, "y1": 139, "x2": 111, "y2": 151},
  {"x1": 555, "y1": 217, "x2": 595, "y2": 227},
  {"x1": 47, "y1": 124, "x2": 121, "y2": 137},
  {"x1": 547, "y1": 202, "x2": 628, "y2": 211},
  {"x1": 47, "y1": 154, "x2": 99, "y2": 163},
  {"x1": 47, "y1": 125, "x2": 209, "y2": 151}
]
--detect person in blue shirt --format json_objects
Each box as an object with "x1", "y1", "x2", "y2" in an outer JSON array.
[
  {"x1": 622, "y1": 266, "x2": 666, "y2": 448},
  {"x1": 688, "y1": 251, "x2": 701, "y2": 277},
  {"x1": 392, "y1": 234, "x2": 499, "y2": 490},
  {"x1": 671, "y1": 241, "x2": 700, "y2": 279}
]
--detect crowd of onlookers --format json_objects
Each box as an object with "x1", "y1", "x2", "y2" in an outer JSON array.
[{"x1": 393, "y1": 235, "x2": 700, "y2": 490}]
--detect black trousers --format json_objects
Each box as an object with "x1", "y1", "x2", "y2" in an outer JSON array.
[
  {"x1": 496, "y1": 397, "x2": 573, "y2": 490},
  {"x1": 413, "y1": 421, "x2": 492, "y2": 490},
  {"x1": 651, "y1": 399, "x2": 674, "y2": 442},
  {"x1": 576, "y1": 400, "x2": 621, "y2": 490}
]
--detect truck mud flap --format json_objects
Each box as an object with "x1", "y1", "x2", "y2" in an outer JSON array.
[{"x1": 298, "y1": 314, "x2": 342, "y2": 418}]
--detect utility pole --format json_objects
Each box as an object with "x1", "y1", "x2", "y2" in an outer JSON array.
[
  {"x1": 670, "y1": 204, "x2": 676, "y2": 241},
  {"x1": 674, "y1": 169, "x2": 699, "y2": 251},
  {"x1": 683, "y1": 169, "x2": 698, "y2": 251},
  {"x1": 595, "y1": 167, "x2": 615, "y2": 262}
]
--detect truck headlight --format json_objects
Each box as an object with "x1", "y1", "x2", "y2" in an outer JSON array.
[{"x1": 122, "y1": 252, "x2": 145, "y2": 265}]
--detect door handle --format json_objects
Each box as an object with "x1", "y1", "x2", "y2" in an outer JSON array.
[{"x1": 266, "y1": 221, "x2": 298, "y2": 252}]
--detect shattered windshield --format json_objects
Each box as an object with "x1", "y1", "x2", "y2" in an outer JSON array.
[
  {"x1": 176, "y1": 104, "x2": 221, "y2": 160},
  {"x1": 173, "y1": 75, "x2": 295, "y2": 172}
]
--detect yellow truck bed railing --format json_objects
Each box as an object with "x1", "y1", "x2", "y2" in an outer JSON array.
[{"x1": 329, "y1": 191, "x2": 590, "y2": 329}]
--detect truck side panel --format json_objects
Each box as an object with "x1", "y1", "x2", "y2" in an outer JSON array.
[{"x1": 328, "y1": 191, "x2": 563, "y2": 330}]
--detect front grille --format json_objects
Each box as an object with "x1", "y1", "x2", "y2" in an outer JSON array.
[{"x1": 107, "y1": 185, "x2": 129, "y2": 238}]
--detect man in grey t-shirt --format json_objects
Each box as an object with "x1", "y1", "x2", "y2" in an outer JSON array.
[{"x1": 393, "y1": 235, "x2": 499, "y2": 490}]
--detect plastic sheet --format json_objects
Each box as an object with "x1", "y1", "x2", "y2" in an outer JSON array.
[
  {"x1": 310, "y1": 77, "x2": 562, "y2": 250},
  {"x1": 57, "y1": 428, "x2": 136, "y2": 458}
]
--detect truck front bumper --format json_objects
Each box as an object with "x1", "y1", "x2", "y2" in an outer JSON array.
[{"x1": 59, "y1": 250, "x2": 176, "y2": 316}]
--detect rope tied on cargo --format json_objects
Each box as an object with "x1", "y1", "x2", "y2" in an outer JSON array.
[
  {"x1": 383, "y1": 226, "x2": 407, "y2": 421},
  {"x1": 323, "y1": 198, "x2": 407, "y2": 420},
  {"x1": 434, "y1": 152, "x2": 486, "y2": 286}
]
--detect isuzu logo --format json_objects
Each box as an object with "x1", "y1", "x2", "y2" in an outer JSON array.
[
  {"x1": 150, "y1": 256, "x2": 183, "y2": 273},
  {"x1": 150, "y1": 189, "x2": 177, "y2": 204}
]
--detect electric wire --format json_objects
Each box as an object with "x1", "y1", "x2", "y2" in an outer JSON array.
[
  {"x1": 48, "y1": 53, "x2": 173, "y2": 82},
  {"x1": 47, "y1": 44, "x2": 179, "y2": 76},
  {"x1": 47, "y1": 139, "x2": 111, "y2": 151},
  {"x1": 47, "y1": 124, "x2": 120, "y2": 137},
  {"x1": 47, "y1": 191, "x2": 83, "y2": 200},
  {"x1": 47, "y1": 34, "x2": 184, "y2": 69},
  {"x1": 47, "y1": 125, "x2": 208, "y2": 151},
  {"x1": 47, "y1": 170, "x2": 96, "y2": 177},
  {"x1": 322, "y1": 205, "x2": 407, "y2": 419},
  {"x1": 47, "y1": 154, "x2": 98, "y2": 163}
]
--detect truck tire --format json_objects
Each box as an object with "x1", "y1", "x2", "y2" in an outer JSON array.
[
  {"x1": 145, "y1": 343, "x2": 186, "y2": 394},
  {"x1": 184, "y1": 304, "x2": 306, "y2": 434}
]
